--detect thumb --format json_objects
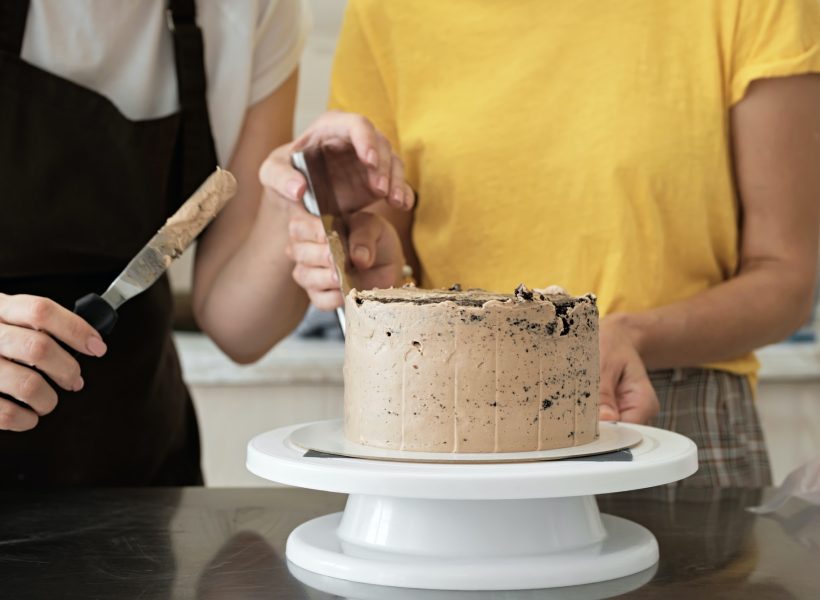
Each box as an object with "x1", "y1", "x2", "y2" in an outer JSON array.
[
  {"x1": 346, "y1": 212, "x2": 384, "y2": 270},
  {"x1": 258, "y1": 145, "x2": 306, "y2": 202},
  {"x1": 598, "y1": 374, "x2": 620, "y2": 421},
  {"x1": 617, "y1": 361, "x2": 660, "y2": 425}
]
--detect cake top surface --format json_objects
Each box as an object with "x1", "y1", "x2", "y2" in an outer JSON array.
[{"x1": 351, "y1": 284, "x2": 595, "y2": 310}]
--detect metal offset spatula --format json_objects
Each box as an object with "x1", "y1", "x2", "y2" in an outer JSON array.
[
  {"x1": 291, "y1": 148, "x2": 350, "y2": 337},
  {"x1": 0, "y1": 169, "x2": 237, "y2": 411},
  {"x1": 74, "y1": 168, "x2": 237, "y2": 334}
]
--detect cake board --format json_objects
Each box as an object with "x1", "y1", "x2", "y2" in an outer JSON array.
[
  {"x1": 246, "y1": 421, "x2": 698, "y2": 591},
  {"x1": 289, "y1": 419, "x2": 643, "y2": 463}
]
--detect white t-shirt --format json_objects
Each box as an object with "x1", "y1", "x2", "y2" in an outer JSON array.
[{"x1": 21, "y1": 0, "x2": 310, "y2": 164}]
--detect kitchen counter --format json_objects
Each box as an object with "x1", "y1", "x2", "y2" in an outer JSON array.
[{"x1": 1, "y1": 486, "x2": 817, "y2": 599}]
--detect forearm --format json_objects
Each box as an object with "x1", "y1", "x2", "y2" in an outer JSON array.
[
  {"x1": 621, "y1": 74, "x2": 820, "y2": 372},
  {"x1": 194, "y1": 193, "x2": 308, "y2": 363},
  {"x1": 613, "y1": 259, "x2": 816, "y2": 370},
  {"x1": 192, "y1": 72, "x2": 307, "y2": 363}
]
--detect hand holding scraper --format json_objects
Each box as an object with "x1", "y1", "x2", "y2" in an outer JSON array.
[{"x1": 291, "y1": 148, "x2": 351, "y2": 336}]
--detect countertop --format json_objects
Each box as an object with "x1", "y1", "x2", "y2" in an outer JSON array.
[{"x1": 1, "y1": 486, "x2": 817, "y2": 599}]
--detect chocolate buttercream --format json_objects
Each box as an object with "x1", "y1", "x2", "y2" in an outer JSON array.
[
  {"x1": 154, "y1": 168, "x2": 237, "y2": 266},
  {"x1": 344, "y1": 284, "x2": 600, "y2": 453}
]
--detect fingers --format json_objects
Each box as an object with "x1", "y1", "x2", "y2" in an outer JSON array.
[
  {"x1": 0, "y1": 358, "x2": 58, "y2": 419},
  {"x1": 287, "y1": 239, "x2": 333, "y2": 269},
  {"x1": 0, "y1": 294, "x2": 104, "y2": 432},
  {"x1": 618, "y1": 381, "x2": 660, "y2": 425},
  {"x1": 598, "y1": 383, "x2": 620, "y2": 421},
  {"x1": 258, "y1": 143, "x2": 307, "y2": 203},
  {"x1": 0, "y1": 294, "x2": 106, "y2": 357},
  {"x1": 284, "y1": 111, "x2": 414, "y2": 211},
  {"x1": 291, "y1": 264, "x2": 343, "y2": 311},
  {"x1": 0, "y1": 294, "x2": 102, "y2": 433},
  {"x1": 598, "y1": 351, "x2": 622, "y2": 421},
  {"x1": 0, "y1": 397, "x2": 39, "y2": 432},
  {"x1": 288, "y1": 211, "x2": 327, "y2": 245},
  {"x1": 388, "y1": 154, "x2": 409, "y2": 209},
  {"x1": 601, "y1": 352, "x2": 659, "y2": 425},
  {"x1": 0, "y1": 324, "x2": 84, "y2": 392},
  {"x1": 598, "y1": 315, "x2": 660, "y2": 425},
  {"x1": 294, "y1": 111, "x2": 380, "y2": 167},
  {"x1": 292, "y1": 263, "x2": 338, "y2": 291},
  {"x1": 292, "y1": 112, "x2": 390, "y2": 194},
  {"x1": 0, "y1": 294, "x2": 98, "y2": 426},
  {"x1": 618, "y1": 400, "x2": 658, "y2": 424},
  {"x1": 402, "y1": 183, "x2": 416, "y2": 211},
  {"x1": 370, "y1": 132, "x2": 392, "y2": 197},
  {"x1": 309, "y1": 290, "x2": 345, "y2": 312},
  {"x1": 618, "y1": 360, "x2": 660, "y2": 424},
  {"x1": 287, "y1": 209, "x2": 344, "y2": 310}
]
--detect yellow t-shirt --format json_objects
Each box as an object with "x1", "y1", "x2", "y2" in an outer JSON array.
[{"x1": 329, "y1": 0, "x2": 820, "y2": 377}]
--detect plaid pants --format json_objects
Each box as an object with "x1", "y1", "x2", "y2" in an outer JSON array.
[{"x1": 649, "y1": 368, "x2": 772, "y2": 488}]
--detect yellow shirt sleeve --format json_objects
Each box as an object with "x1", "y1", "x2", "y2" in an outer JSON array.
[{"x1": 731, "y1": 0, "x2": 820, "y2": 105}]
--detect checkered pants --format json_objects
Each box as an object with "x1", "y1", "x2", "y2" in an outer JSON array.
[{"x1": 649, "y1": 368, "x2": 772, "y2": 488}]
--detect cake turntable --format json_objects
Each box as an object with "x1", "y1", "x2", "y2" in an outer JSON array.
[{"x1": 246, "y1": 420, "x2": 697, "y2": 591}]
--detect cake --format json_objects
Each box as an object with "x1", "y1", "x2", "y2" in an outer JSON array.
[{"x1": 343, "y1": 284, "x2": 599, "y2": 453}]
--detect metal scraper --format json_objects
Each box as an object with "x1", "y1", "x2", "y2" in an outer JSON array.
[{"x1": 291, "y1": 148, "x2": 349, "y2": 337}]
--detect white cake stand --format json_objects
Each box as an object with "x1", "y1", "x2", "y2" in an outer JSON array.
[
  {"x1": 247, "y1": 421, "x2": 697, "y2": 591},
  {"x1": 287, "y1": 561, "x2": 660, "y2": 600}
]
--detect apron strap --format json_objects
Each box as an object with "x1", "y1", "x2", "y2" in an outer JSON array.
[
  {"x1": 0, "y1": 0, "x2": 30, "y2": 56},
  {"x1": 167, "y1": 0, "x2": 218, "y2": 199}
]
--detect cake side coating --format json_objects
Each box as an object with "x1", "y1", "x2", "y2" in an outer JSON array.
[{"x1": 343, "y1": 285, "x2": 599, "y2": 453}]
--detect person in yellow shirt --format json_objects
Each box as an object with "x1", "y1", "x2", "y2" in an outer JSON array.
[{"x1": 261, "y1": 0, "x2": 820, "y2": 487}]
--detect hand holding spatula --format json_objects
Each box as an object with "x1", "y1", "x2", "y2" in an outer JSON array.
[{"x1": 0, "y1": 169, "x2": 236, "y2": 428}]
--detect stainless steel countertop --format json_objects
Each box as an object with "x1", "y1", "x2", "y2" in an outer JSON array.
[{"x1": 1, "y1": 486, "x2": 817, "y2": 599}]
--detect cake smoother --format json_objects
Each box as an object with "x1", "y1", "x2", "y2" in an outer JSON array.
[
  {"x1": 291, "y1": 148, "x2": 350, "y2": 336},
  {"x1": 344, "y1": 284, "x2": 600, "y2": 453}
]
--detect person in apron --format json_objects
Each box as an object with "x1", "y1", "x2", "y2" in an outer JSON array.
[
  {"x1": 0, "y1": 0, "x2": 215, "y2": 486},
  {"x1": 0, "y1": 0, "x2": 410, "y2": 487}
]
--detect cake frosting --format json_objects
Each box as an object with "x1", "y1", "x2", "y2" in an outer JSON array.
[
  {"x1": 155, "y1": 168, "x2": 237, "y2": 266},
  {"x1": 343, "y1": 284, "x2": 600, "y2": 453}
]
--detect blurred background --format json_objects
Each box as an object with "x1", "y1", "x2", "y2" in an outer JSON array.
[{"x1": 168, "y1": 0, "x2": 820, "y2": 487}]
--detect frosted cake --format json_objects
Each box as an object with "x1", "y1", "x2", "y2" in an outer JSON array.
[{"x1": 343, "y1": 284, "x2": 599, "y2": 453}]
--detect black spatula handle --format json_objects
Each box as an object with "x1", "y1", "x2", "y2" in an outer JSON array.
[{"x1": 74, "y1": 293, "x2": 118, "y2": 336}]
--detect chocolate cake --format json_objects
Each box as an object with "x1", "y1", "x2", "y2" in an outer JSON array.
[{"x1": 343, "y1": 284, "x2": 600, "y2": 453}]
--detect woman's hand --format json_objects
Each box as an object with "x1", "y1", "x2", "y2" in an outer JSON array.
[
  {"x1": 259, "y1": 110, "x2": 414, "y2": 312},
  {"x1": 259, "y1": 110, "x2": 415, "y2": 214},
  {"x1": 286, "y1": 206, "x2": 406, "y2": 310},
  {"x1": 598, "y1": 314, "x2": 659, "y2": 424},
  {"x1": 0, "y1": 294, "x2": 107, "y2": 431}
]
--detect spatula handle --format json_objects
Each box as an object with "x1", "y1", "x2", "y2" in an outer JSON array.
[{"x1": 74, "y1": 293, "x2": 118, "y2": 336}]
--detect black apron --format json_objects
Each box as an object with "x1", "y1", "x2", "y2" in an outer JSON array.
[{"x1": 0, "y1": 0, "x2": 218, "y2": 486}]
